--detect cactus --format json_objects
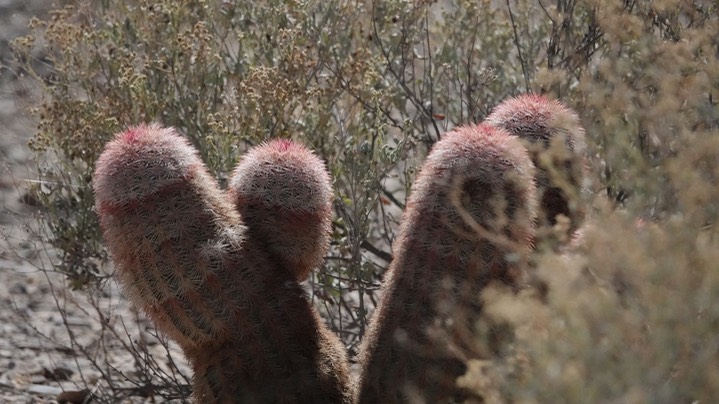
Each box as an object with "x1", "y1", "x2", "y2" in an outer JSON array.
[
  {"x1": 486, "y1": 93, "x2": 587, "y2": 233},
  {"x1": 356, "y1": 124, "x2": 538, "y2": 403},
  {"x1": 228, "y1": 139, "x2": 334, "y2": 281},
  {"x1": 93, "y1": 124, "x2": 351, "y2": 403}
]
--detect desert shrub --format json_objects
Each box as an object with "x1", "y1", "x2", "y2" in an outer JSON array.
[
  {"x1": 12, "y1": 0, "x2": 543, "y2": 340},
  {"x1": 9, "y1": 0, "x2": 719, "y2": 401},
  {"x1": 457, "y1": 1, "x2": 719, "y2": 403}
]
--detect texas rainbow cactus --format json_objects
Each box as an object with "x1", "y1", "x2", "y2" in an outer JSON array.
[
  {"x1": 356, "y1": 124, "x2": 538, "y2": 403},
  {"x1": 93, "y1": 124, "x2": 351, "y2": 403},
  {"x1": 228, "y1": 139, "x2": 334, "y2": 282},
  {"x1": 486, "y1": 93, "x2": 587, "y2": 234},
  {"x1": 92, "y1": 96, "x2": 582, "y2": 402}
]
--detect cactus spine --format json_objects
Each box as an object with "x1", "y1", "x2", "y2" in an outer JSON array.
[
  {"x1": 228, "y1": 139, "x2": 334, "y2": 282},
  {"x1": 93, "y1": 124, "x2": 351, "y2": 403},
  {"x1": 356, "y1": 124, "x2": 538, "y2": 403},
  {"x1": 486, "y1": 93, "x2": 587, "y2": 233}
]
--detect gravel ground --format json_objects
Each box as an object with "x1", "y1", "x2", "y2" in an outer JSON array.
[{"x1": 1, "y1": 2, "x2": 191, "y2": 403}]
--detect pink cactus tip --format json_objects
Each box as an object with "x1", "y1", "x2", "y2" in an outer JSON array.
[
  {"x1": 93, "y1": 123, "x2": 203, "y2": 215},
  {"x1": 228, "y1": 139, "x2": 334, "y2": 281},
  {"x1": 487, "y1": 93, "x2": 587, "y2": 230}
]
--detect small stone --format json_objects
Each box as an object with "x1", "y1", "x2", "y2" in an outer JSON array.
[
  {"x1": 57, "y1": 389, "x2": 91, "y2": 404},
  {"x1": 25, "y1": 384, "x2": 62, "y2": 396},
  {"x1": 29, "y1": 374, "x2": 46, "y2": 384},
  {"x1": 9, "y1": 282, "x2": 27, "y2": 294},
  {"x1": 43, "y1": 367, "x2": 73, "y2": 381},
  {"x1": 64, "y1": 317, "x2": 90, "y2": 327},
  {"x1": 0, "y1": 372, "x2": 15, "y2": 388}
]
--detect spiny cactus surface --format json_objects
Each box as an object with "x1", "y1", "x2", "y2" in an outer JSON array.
[
  {"x1": 228, "y1": 139, "x2": 333, "y2": 281},
  {"x1": 486, "y1": 93, "x2": 587, "y2": 232},
  {"x1": 356, "y1": 124, "x2": 538, "y2": 403},
  {"x1": 93, "y1": 124, "x2": 351, "y2": 403}
]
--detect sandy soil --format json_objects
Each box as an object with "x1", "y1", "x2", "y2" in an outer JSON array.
[{"x1": 1, "y1": 2, "x2": 192, "y2": 403}]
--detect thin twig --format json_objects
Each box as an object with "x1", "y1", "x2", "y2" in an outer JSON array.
[{"x1": 506, "y1": 0, "x2": 530, "y2": 92}]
